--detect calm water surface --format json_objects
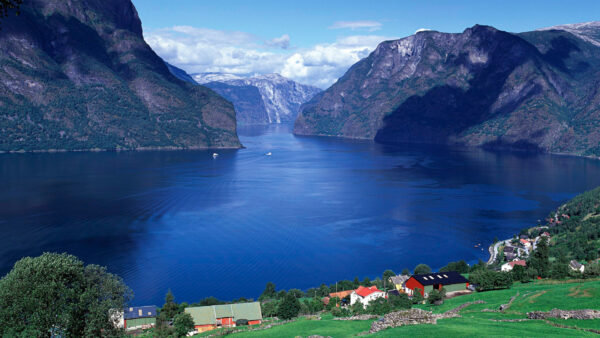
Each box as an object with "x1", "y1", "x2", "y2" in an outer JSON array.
[{"x1": 2, "y1": 124, "x2": 600, "y2": 305}]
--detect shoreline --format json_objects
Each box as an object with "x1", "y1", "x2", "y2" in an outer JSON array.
[{"x1": 0, "y1": 144, "x2": 244, "y2": 154}]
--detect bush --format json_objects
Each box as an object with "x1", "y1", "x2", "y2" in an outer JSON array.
[
  {"x1": 331, "y1": 307, "x2": 351, "y2": 317},
  {"x1": 427, "y1": 288, "x2": 446, "y2": 305},
  {"x1": 350, "y1": 301, "x2": 365, "y2": 315},
  {"x1": 412, "y1": 288, "x2": 424, "y2": 304},
  {"x1": 470, "y1": 270, "x2": 513, "y2": 291},
  {"x1": 366, "y1": 297, "x2": 391, "y2": 315},
  {"x1": 173, "y1": 312, "x2": 194, "y2": 337},
  {"x1": 389, "y1": 293, "x2": 412, "y2": 309},
  {"x1": 277, "y1": 293, "x2": 301, "y2": 320},
  {"x1": 261, "y1": 300, "x2": 279, "y2": 318}
]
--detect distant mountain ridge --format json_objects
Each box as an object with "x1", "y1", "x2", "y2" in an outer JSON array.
[
  {"x1": 295, "y1": 22, "x2": 600, "y2": 157},
  {"x1": 0, "y1": 0, "x2": 240, "y2": 152},
  {"x1": 207, "y1": 74, "x2": 322, "y2": 124},
  {"x1": 538, "y1": 21, "x2": 600, "y2": 46}
]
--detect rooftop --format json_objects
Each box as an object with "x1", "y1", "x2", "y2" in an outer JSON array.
[
  {"x1": 124, "y1": 306, "x2": 157, "y2": 320},
  {"x1": 410, "y1": 271, "x2": 469, "y2": 286}
]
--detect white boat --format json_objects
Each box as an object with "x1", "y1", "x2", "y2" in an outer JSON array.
[
  {"x1": 265, "y1": 152, "x2": 272, "y2": 156},
  {"x1": 212, "y1": 153, "x2": 219, "y2": 158}
]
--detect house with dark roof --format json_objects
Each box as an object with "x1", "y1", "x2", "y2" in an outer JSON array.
[
  {"x1": 185, "y1": 302, "x2": 262, "y2": 333},
  {"x1": 569, "y1": 260, "x2": 585, "y2": 273},
  {"x1": 405, "y1": 271, "x2": 469, "y2": 297},
  {"x1": 122, "y1": 306, "x2": 157, "y2": 330}
]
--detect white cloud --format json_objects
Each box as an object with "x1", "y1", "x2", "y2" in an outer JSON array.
[
  {"x1": 145, "y1": 26, "x2": 394, "y2": 88},
  {"x1": 265, "y1": 34, "x2": 290, "y2": 49},
  {"x1": 329, "y1": 20, "x2": 383, "y2": 32}
]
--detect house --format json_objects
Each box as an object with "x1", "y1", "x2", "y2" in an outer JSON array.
[
  {"x1": 326, "y1": 290, "x2": 354, "y2": 307},
  {"x1": 503, "y1": 246, "x2": 517, "y2": 254},
  {"x1": 350, "y1": 286, "x2": 386, "y2": 307},
  {"x1": 122, "y1": 306, "x2": 157, "y2": 331},
  {"x1": 185, "y1": 302, "x2": 262, "y2": 333},
  {"x1": 501, "y1": 260, "x2": 527, "y2": 272},
  {"x1": 505, "y1": 252, "x2": 517, "y2": 261},
  {"x1": 519, "y1": 239, "x2": 531, "y2": 247},
  {"x1": 569, "y1": 260, "x2": 585, "y2": 273},
  {"x1": 389, "y1": 274, "x2": 410, "y2": 293},
  {"x1": 405, "y1": 271, "x2": 469, "y2": 297}
]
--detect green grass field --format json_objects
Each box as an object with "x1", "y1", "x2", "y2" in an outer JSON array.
[{"x1": 232, "y1": 279, "x2": 600, "y2": 337}]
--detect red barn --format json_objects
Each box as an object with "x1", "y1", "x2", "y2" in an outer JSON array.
[{"x1": 405, "y1": 271, "x2": 469, "y2": 297}]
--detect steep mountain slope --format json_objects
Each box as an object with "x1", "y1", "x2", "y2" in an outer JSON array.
[
  {"x1": 165, "y1": 62, "x2": 197, "y2": 84},
  {"x1": 193, "y1": 72, "x2": 243, "y2": 84},
  {"x1": 205, "y1": 74, "x2": 321, "y2": 125},
  {"x1": 295, "y1": 24, "x2": 600, "y2": 156},
  {"x1": 538, "y1": 21, "x2": 600, "y2": 46},
  {"x1": 0, "y1": 0, "x2": 240, "y2": 152},
  {"x1": 203, "y1": 82, "x2": 269, "y2": 125}
]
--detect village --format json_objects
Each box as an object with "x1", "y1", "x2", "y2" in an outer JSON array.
[
  {"x1": 114, "y1": 209, "x2": 598, "y2": 336},
  {"x1": 114, "y1": 270, "x2": 472, "y2": 335}
]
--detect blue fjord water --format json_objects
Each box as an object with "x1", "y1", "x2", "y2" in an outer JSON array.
[{"x1": 2, "y1": 124, "x2": 600, "y2": 305}]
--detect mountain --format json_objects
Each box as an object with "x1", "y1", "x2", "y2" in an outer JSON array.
[
  {"x1": 165, "y1": 62, "x2": 197, "y2": 84},
  {"x1": 0, "y1": 0, "x2": 240, "y2": 152},
  {"x1": 295, "y1": 23, "x2": 600, "y2": 157},
  {"x1": 193, "y1": 72, "x2": 244, "y2": 84},
  {"x1": 538, "y1": 21, "x2": 600, "y2": 46},
  {"x1": 205, "y1": 74, "x2": 322, "y2": 125}
]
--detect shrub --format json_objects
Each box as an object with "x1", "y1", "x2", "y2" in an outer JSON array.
[
  {"x1": 366, "y1": 297, "x2": 391, "y2": 315},
  {"x1": 427, "y1": 288, "x2": 446, "y2": 305},
  {"x1": 389, "y1": 293, "x2": 412, "y2": 309},
  {"x1": 277, "y1": 293, "x2": 301, "y2": 320}
]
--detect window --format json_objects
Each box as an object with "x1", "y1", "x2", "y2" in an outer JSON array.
[
  {"x1": 437, "y1": 275, "x2": 443, "y2": 279},
  {"x1": 423, "y1": 277, "x2": 428, "y2": 280},
  {"x1": 443, "y1": 274, "x2": 448, "y2": 278}
]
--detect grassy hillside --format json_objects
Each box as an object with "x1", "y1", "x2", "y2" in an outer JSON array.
[{"x1": 231, "y1": 280, "x2": 600, "y2": 337}]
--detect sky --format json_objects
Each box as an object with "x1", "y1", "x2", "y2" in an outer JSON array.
[{"x1": 132, "y1": 0, "x2": 600, "y2": 88}]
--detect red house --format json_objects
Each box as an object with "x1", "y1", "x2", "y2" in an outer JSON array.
[{"x1": 405, "y1": 271, "x2": 469, "y2": 297}]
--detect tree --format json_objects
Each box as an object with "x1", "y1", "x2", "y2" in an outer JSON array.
[
  {"x1": 317, "y1": 284, "x2": 330, "y2": 297},
  {"x1": 353, "y1": 276, "x2": 360, "y2": 288},
  {"x1": 401, "y1": 268, "x2": 411, "y2": 275},
  {"x1": 550, "y1": 255, "x2": 570, "y2": 279},
  {"x1": 362, "y1": 277, "x2": 372, "y2": 286},
  {"x1": 528, "y1": 239, "x2": 550, "y2": 278},
  {"x1": 428, "y1": 288, "x2": 446, "y2": 305},
  {"x1": 287, "y1": 288, "x2": 304, "y2": 299},
  {"x1": 260, "y1": 301, "x2": 279, "y2": 318},
  {"x1": 173, "y1": 312, "x2": 194, "y2": 337},
  {"x1": 366, "y1": 297, "x2": 391, "y2": 315},
  {"x1": 0, "y1": 253, "x2": 132, "y2": 337},
  {"x1": 511, "y1": 264, "x2": 526, "y2": 282},
  {"x1": 161, "y1": 289, "x2": 179, "y2": 320},
  {"x1": 199, "y1": 296, "x2": 222, "y2": 306},
  {"x1": 277, "y1": 290, "x2": 287, "y2": 299},
  {"x1": 350, "y1": 301, "x2": 365, "y2": 315},
  {"x1": 259, "y1": 282, "x2": 276, "y2": 301},
  {"x1": 440, "y1": 260, "x2": 470, "y2": 274},
  {"x1": 277, "y1": 293, "x2": 301, "y2": 320},
  {"x1": 412, "y1": 288, "x2": 424, "y2": 304},
  {"x1": 414, "y1": 264, "x2": 432, "y2": 275},
  {"x1": 383, "y1": 270, "x2": 396, "y2": 284},
  {"x1": 388, "y1": 293, "x2": 411, "y2": 310}
]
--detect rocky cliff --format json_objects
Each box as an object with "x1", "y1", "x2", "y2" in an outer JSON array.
[
  {"x1": 295, "y1": 23, "x2": 600, "y2": 156},
  {"x1": 205, "y1": 74, "x2": 321, "y2": 125},
  {"x1": 0, "y1": 0, "x2": 241, "y2": 152}
]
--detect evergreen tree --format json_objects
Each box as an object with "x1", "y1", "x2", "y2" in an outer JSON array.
[
  {"x1": 259, "y1": 282, "x2": 276, "y2": 300},
  {"x1": 277, "y1": 293, "x2": 301, "y2": 320},
  {"x1": 161, "y1": 289, "x2": 179, "y2": 320},
  {"x1": 529, "y1": 239, "x2": 550, "y2": 278}
]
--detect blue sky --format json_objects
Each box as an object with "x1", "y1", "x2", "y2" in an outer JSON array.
[{"x1": 133, "y1": 0, "x2": 600, "y2": 87}]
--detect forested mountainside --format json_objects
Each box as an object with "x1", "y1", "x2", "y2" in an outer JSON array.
[
  {"x1": 0, "y1": 0, "x2": 241, "y2": 152},
  {"x1": 295, "y1": 23, "x2": 600, "y2": 157}
]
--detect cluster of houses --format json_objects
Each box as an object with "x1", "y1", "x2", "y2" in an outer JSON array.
[
  {"x1": 116, "y1": 271, "x2": 471, "y2": 334},
  {"x1": 326, "y1": 271, "x2": 470, "y2": 308},
  {"x1": 114, "y1": 302, "x2": 263, "y2": 334}
]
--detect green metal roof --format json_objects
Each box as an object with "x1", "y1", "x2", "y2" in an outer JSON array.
[
  {"x1": 232, "y1": 302, "x2": 262, "y2": 321},
  {"x1": 185, "y1": 306, "x2": 216, "y2": 325},
  {"x1": 185, "y1": 302, "x2": 262, "y2": 325},
  {"x1": 213, "y1": 304, "x2": 234, "y2": 318}
]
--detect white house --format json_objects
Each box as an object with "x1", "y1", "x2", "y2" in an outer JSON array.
[
  {"x1": 570, "y1": 260, "x2": 585, "y2": 273},
  {"x1": 501, "y1": 260, "x2": 527, "y2": 272},
  {"x1": 349, "y1": 286, "x2": 386, "y2": 308}
]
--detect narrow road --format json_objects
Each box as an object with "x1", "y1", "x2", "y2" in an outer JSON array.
[{"x1": 487, "y1": 239, "x2": 510, "y2": 265}]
